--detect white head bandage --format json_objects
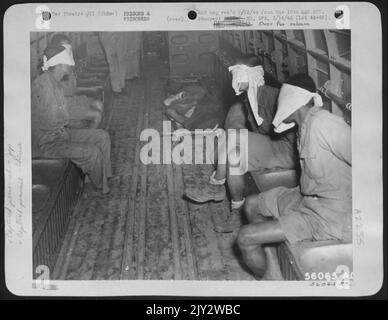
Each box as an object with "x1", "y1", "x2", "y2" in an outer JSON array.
[
  {"x1": 62, "y1": 43, "x2": 75, "y2": 60},
  {"x1": 228, "y1": 64, "x2": 265, "y2": 126},
  {"x1": 272, "y1": 83, "x2": 323, "y2": 133},
  {"x1": 42, "y1": 46, "x2": 75, "y2": 71}
]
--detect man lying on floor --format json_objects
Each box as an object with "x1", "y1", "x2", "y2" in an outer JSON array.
[
  {"x1": 31, "y1": 45, "x2": 113, "y2": 195},
  {"x1": 163, "y1": 82, "x2": 225, "y2": 131},
  {"x1": 184, "y1": 54, "x2": 298, "y2": 233},
  {"x1": 49, "y1": 33, "x2": 104, "y2": 129},
  {"x1": 237, "y1": 74, "x2": 352, "y2": 280}
]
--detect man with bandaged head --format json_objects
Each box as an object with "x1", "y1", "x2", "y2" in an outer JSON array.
[
  {"x1": 49, "y1": 33, "x2": 104, "y2": 129},
  {"x1": 31, "y1": 44, "x2": 113, "y2": 194},
  {"x1": 237, "y1": 74, "x2": 352, "y2": 280},
  {"x1": 184, "y1": 54, "x2": 297, "y2": 233}
]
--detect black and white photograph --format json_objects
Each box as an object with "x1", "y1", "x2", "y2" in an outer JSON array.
[{"x1": 3, "y1": 3, "x2": 383, "y2": 297}]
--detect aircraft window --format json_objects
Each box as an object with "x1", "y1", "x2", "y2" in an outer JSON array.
[
  {"x1": 312, "y1": 30, "x2": 328, "y2": 54},
  {"x1": 315, "y1": 60, "x2": 330, "y2": 88},
  {"x1": 334, "y1": 33, "x2": 351, "y2": 60}
]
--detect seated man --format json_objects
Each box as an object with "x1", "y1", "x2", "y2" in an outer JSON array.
[
  {"x1": 49, "y1": 33, "x2": 104, "y2": 129},
  {"x1": 237, "y1": 74, "x2": 352, "y2": 280},
  {"x1": 184, "y1": 54, "x2": 297, "y2": 233},
  {"x1": 32, "y1": 45, "x2": 113, "y2": 194}
]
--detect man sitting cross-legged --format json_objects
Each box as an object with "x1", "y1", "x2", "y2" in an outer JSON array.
[{"x1": 237, "y1": 74, "x2": 352, "y2": 280}]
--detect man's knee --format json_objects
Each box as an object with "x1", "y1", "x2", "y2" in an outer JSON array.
[
  {"x1": 244, "y1": 195, "x2": 268, "y2": 223},
  {"x1": 237, "y1": 225, "x2": 257, "y2": 248},
  {"x1": 92, "y1": 128, "x2": 108, "y2": 137},
  {"x1": 89, "y1": 129, "x2": 111, "y2": 147},
  {"x1": 96, "y1": 129, "x2": 110, "y2": 142},
  {"x1": 82, "y1": 145, "x2": 101, "y2": 162},
  {"x1": 244, "y1": 196, "x2": 259, "y2": 221}
]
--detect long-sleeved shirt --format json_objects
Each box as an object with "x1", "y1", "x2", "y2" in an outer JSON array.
[
  {"x1": 61, "y1": 72, "x2": 92, "y2": 114},
  {"x1": 61, "y1": 72, "x2": 78, "y2": 97},
  {"x1": 31, "y1": 72, "x2": 69, "y2": 157}
]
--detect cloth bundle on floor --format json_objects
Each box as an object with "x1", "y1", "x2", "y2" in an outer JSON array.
[{"x1": 164, "y1": 83, "x2": 226, "y2": 131}]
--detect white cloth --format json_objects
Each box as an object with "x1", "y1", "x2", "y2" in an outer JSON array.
[
  {"x1": 228, "y1": 64, "x2": 265, "y2": 126},
  {"x1": 42, "y1": 47, "x2": 75, "y2": 71},
  {"x1": 231, "y1": 198, "x2": 245, "y2": 210},
  {"x1": 272, "y1": 83, "x2": 323, "y2": 133},
  {"x1": 62, "y1": 44, "x2": 75, "y2": 62},
  {"x1": 209, "y1": 171, "x2": 226, "y2": 185}
]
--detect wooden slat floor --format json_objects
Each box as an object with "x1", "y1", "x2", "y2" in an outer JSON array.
[{"x1": 53, "y1": 56, "x2": 254, "y2": 281}]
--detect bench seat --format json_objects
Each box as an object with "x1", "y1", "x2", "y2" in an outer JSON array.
[
  {"x1": 32, "y1": 158, "x2": 83, "y2": 273},
  {"x1": 278, "y1": 240, "x2": 352, "y2": 280},
  {"x1": 32, "y1": 158, "x2": 69, "y2": 222},
  {"x1": 250, "y1": 168, "x2": 352, "y2": 280},
  {"x1": 289, "y1": 240, "x2": 352, "y2": 274}
]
